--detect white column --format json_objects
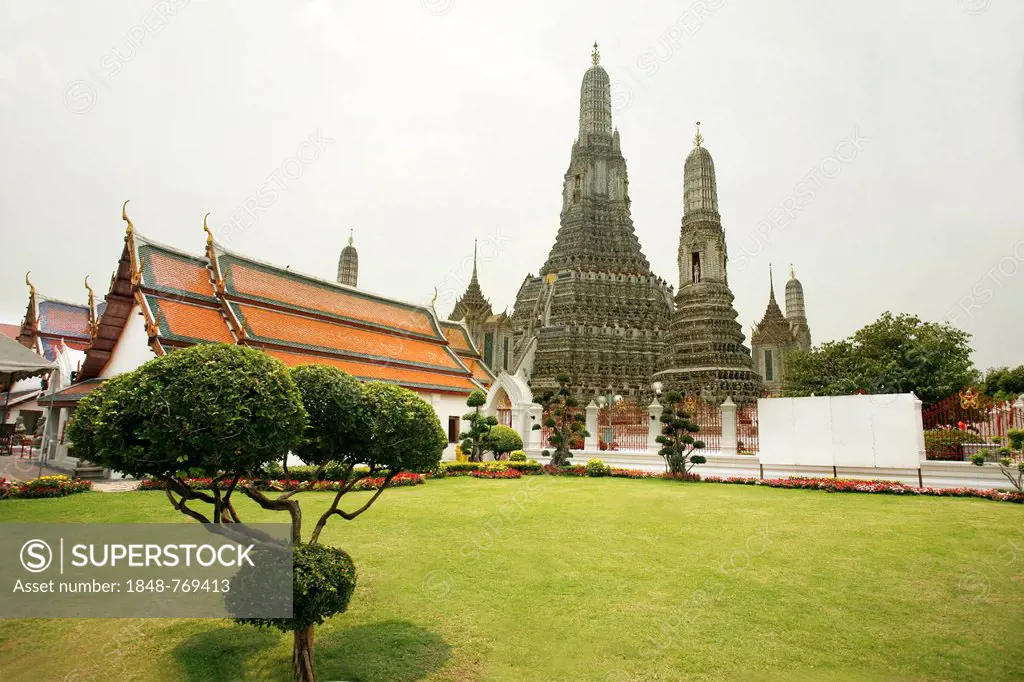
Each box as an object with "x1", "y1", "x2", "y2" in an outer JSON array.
[
  {"x1": 511, "y1": 407, "x2": 524, "y2": 442},
  {"x1": 526, "y1": 404, "x2": 543, "y2": 449},
  {"x1": 648, "y1": 398, "x2": 663, "y2": 452},
  {"x1": 914, "y1": 394, "x2": 926, "y2": 462},
  {"x1": 585, "y1": 400, "x2": 600, "y2": 450},
  {"x1": 721, "y1": 396, "x2": 738, "y2": 456}
]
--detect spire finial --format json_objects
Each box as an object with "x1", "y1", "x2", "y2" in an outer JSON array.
[
  {"x1": 203, "y1": 213, "x2": 214, "y2": 246},
  {"x1": 591, "y1": 42, "x2": 600, "y2": 65},
  {"x1": 121, "y1": 200, "x2": 133, "y2": 236},
  {"x1": 769, "y1": 263, "x2": 776, "y2": 300},
  {"x1": 693, "y1": 121, "x2": 703, "y2": 148},
  {"x1": 472, "y1": 239, "x2": 478, "y2": 278},
  {"x1": 348, "y1": 228, "x2": 354, "y2": 247},
  {"x1": 790, "y1": 263, "x2": 796, "y2": 279}
]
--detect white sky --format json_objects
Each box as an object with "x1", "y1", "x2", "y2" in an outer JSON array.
[{"x1": 1, "y1": 0, "x2": 1021, "y2": 369}]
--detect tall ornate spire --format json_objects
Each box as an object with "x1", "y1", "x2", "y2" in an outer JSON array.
[
  {"x1": 578, "y1": 42, "x2": 613, "y2": 136},
  {"x1": 337, "y1": 229, "x2": 359, "y2": 287},
  {"x1": 683, "y1": 122, "x2": 718, "y2": 216},
  {"x1": 785, "y1": 264, "x2": 811, "y2": 350},
  {"x1": 769, "y1": 263, "x2": 776, "y2": 302}
]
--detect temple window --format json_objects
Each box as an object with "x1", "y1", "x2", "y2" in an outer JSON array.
[
  {"x1": 691, "y1": 252, "x2": 702, "y2": 283},
  {"x1": 503, "y1": 337, "x2": 510, "y2": 370},
  {"x1": 447, "y1": 416, "x2": 460, "y2": 443},
  {"x1": 573, "y1": 175, "x2": 581, "y2": 203},
  {"x1": 484, "y1": 332, "x2": 495, "y2": 367},
  {"x1": 764, "y1": 349, "x2": 774, "y2": 381}
]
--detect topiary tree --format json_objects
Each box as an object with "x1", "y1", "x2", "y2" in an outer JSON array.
[
  {"x1": 656, "y1": 391, "x2": 706, "y2": 475},
  {"x1": 532, "y1": 373, "x2": 588, "y2": 467},
  {"x1": 68, "y1": 346, "x2": 446, "y2": 682},
  {"x1": 485, "y1": 424, "x2": 523, "y2": 460},
  {"x1": 459, "y1": 389, "x2": 496, "y2": 463}
]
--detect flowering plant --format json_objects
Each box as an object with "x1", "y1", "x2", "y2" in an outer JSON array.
[
  {"x1": 5, "y1": 475, "x2": 93, "y2": 499},
  {"x1": 471, "y1": 468, "x2": 522, "y2": 479}
]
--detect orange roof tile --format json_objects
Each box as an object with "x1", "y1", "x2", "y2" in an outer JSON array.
[
  {"x1": 234, "y1": 304, "x2": 462, "y2": 371},
  {"x1": 37, "y1": 378, "x2": 104, "y2": 404},
  {"x1": 140, "y1": 244, "x2": 215, "y2": 300},
  {"x1": 267, "y1": 350, "x2": 479, "y2": 393},
  {"x1": 148, "y1": 297, "x2": 234, "y2": 344},
  {"x1": 464, "y1": 357, "x2": 495, "y2": 384},
  {"x1": 0, "y1": 323, "x2": 19, "y2": 340},
  {"x1": 441, "y1": 322, "x2": 476, "y2": 354},
  {"x1": 220, "y1": 256, "x2": 437, "y2": 337}
]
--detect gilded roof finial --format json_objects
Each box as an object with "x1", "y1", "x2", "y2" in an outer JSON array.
[
  {"x1": 769, "y1": 263, "x2": 775, "y2": 300},
  {"x1": 25, "y1": 271, "x2": 35, "y2": 298},
  {"x1": 790, "y1": 263, "x2": 796, "y2": 279},
  {"x1": 203, "y1": 212, "x2": 214, "y2": 246},
  {"x1": 348, "y1": 228, "x2": 354, "y2": 247},
  {"x1": 693, "y1": 121, "x2": 704, "y2": 148},
  {"x1": 122, "y1": 200, "x2": 133, "y2": 235},
  {"x1": 591, "y1": 42, "x2": 600, "y2": 65},
  {"x1": 84, "y1": 275, "x2": 95, "y2": 304},
  {"x1": 430, "y1": 287, "x2": 439, "y2": 315}
]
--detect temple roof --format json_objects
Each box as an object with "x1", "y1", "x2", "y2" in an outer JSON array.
[
  {"x1": 752, "y1": 268, "x2": 796, "y2": 345},
  {"x1": 78, "y1": 203, "x2": 483, "y2": 395},
  {"x1": 439, "y1": 319, "x2": 494, "y2": 386},
  {"x1": 36, "y1": 377, "x2": 104, "y2": 406},
  {"x1": 18, "y1": 274, "x2": 96, "y2": 361},
  {"x1": 448, "y1": 241, "x2": 492, "y2": 320}
]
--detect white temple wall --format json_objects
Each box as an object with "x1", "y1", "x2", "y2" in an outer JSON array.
[
  {"x1": 758, "y1": 394, "x2": 923, "y2": 469},
  {"x1": 100, "y1": 304, "x2": 155, "y2": 378}
]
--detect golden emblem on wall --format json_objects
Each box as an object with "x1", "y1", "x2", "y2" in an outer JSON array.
[{"x1": 959, "y1": 387, "x2": 979, "y2": 410}]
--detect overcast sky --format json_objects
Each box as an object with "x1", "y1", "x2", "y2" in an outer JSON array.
[{"x1": 1, "y1": 0, "x2": 1021, "y2": 370}]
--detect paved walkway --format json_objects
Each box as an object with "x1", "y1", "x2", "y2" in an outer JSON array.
[{"x1": 0, "y1": 453, "x2": 63, "y2": 481}]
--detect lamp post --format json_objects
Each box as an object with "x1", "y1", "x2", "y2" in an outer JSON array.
[{"x1": 596, "y1": 385, "x2": 622, "y2": 446}]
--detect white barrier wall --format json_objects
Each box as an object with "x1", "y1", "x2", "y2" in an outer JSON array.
[{"x1": 758, "y1": 394, "x2": 924, "y2": 469}]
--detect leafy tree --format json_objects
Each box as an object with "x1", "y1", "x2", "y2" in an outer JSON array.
[
  {"x1": 459, "y1": 389, "x2": 496, "y2": 463},
  {"x1": 982, "y1": 365, "x2": 1024, "y2": 402},
  {"x1": 484, "y1": 424, "x2": 523, "y2": 460},
  {"x1": 655, "y1": 391, "x2": 706, "y2": 474},
  {"x1": 783, "y1": 312, "x2": 978, "y2": 406},
  {"x1": 68, "y1": 345, "x2": 445, "y2": 682},
  {"x1": 532, "y1": 373, "x2": 588, "y2": 467}
]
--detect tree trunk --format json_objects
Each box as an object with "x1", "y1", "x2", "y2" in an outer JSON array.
[{"x1": 293, "y1": 626, "x2": 316, "y2": 681}]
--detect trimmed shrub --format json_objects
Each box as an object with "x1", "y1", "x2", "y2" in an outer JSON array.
[
  {"x1": 233, "y1": 543, "x2": 357, "y2": 633},
  {"x1": 68, "y1": 344, "x2": 307, "y2": 479},
  {"x1": 485, "y1": 425, "x2": 523, "y2": 459},
  {"x1": 585, "y1": 458, "x2": 609, "y2": 477},
  {"x1": 1009, "y1": 429, "x2": 1024, "y2": 451},
  {"x1": 508, "y1": 450, "x2": 527, "y2": 462},
  {"x1": 924, "y1": 428, "x2": 977, "y2": 460}
]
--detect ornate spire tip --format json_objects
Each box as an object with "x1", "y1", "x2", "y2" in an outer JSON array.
[
  {"x1": 348, "y1": 228, "x2": 354, "y2": 247},
  {"x1": 591, "y1": 42, "x2": 600, "y2": 65},
  {"x1": 693, "y1": 121, "x2": 704, "y2": 148}
]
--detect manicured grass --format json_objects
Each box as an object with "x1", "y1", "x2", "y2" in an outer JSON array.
[{"x1": 1, "y1": 477, "x2": 1023, "y2": 680}]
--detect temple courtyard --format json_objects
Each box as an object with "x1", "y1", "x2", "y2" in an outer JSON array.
[{"x1": 1, "y1": 477, "x2": 1021, "y2": 681}]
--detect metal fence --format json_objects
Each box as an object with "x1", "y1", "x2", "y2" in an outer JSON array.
[{"x1": 922, "y1": 389, "x2": 1024, "y2": 460}]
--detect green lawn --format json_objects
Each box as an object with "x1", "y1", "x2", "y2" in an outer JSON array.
[{"x1": 1, "y1": 477, "x2": 1022, "y2": 681}]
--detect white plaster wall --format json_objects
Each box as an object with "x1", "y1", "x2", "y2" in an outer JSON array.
[
  {"x1": 100, "y1": 304, "x2": 155, "y2": 378},
  {"x1": 759, "y1": 394, "x2": 923, "y2": 469}
]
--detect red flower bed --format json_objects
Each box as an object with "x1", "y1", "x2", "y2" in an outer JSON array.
[
  {"x1": 3, "y1": 475, "x2": 93, "y2": 499},
  {"x1": 541, "y1": 465, "x2": 586, "y2": 476},
  {"x1": 608, "y1": 468, "x2": 659, "y2": 479},
  {"x1": 702, "y1": 476, "x2": 1024, "y2": 503},
  {"x1": 471, "y1": 469, "x2": 522, "y2": 479}
]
